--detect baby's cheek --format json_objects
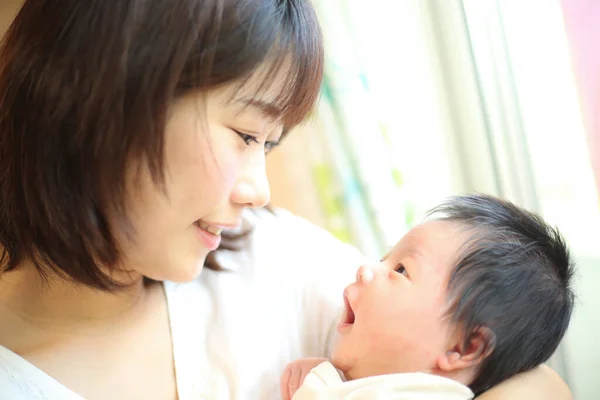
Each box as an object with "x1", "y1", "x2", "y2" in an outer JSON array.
[
  {"x1": 364, "y1": 319, "x2": 405, "y2": 352},
  {"x1": 397, "y1": 306, "x2": 440, "y2": 342}
]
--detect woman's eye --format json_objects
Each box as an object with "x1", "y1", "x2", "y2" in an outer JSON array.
[
  {"x1": 234, "y1": 129, "x2": 280, "y2": 153},
  {"x1": 395, "y1": 264, "x2": 408, "y2": 277},
  {"x1": 234, "y1": 130, "x2": 259, "y2": 146},
  {"x1": 264, "y1": 141, "x2": 280, "y2": 153}
]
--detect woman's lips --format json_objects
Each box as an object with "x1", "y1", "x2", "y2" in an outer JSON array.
[
  {"x1": 196, "y1": 220, "x2": 223, "y2": 236},
  {"x1": 194, "y1": 220, "x2": 222, "y2": 250}
]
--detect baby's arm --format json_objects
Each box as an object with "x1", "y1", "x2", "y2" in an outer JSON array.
[{"x1": 280, "y1": 357, "x2": 329, "y2": 400}]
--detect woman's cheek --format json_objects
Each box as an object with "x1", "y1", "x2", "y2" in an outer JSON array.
[{"x1": 205, "y1": 143, "x2": 243, "y2": 197}]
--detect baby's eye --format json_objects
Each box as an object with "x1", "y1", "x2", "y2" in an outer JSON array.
[{"x1": 395, "y1": 264, "x2": 408, "y2": 277}]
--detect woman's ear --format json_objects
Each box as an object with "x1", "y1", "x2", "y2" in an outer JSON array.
[{"x1": 437, "y1": 326, "x2": 496, "y2": 372}]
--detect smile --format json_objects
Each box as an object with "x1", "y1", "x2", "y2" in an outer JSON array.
[
  {"x1": 194, "y1": 220, "x2": 223, "y2": 251},
  {"x1": 195, "y1": 220, "x2": 223, "y2": 236}
]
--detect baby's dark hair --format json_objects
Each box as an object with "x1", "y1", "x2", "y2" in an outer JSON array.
[{"x1": 429, "y1": 194, "x2": 574, "y2": 395}]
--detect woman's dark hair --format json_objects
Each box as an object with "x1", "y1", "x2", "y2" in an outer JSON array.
[{"x1": 0, "y1": 0, "x2": 324, "y2": 290}]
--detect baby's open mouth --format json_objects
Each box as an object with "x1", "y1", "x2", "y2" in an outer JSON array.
[{"x1": 342, "y1": 291, "x2": 355, "y2": 325}]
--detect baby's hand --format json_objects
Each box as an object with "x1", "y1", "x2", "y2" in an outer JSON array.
[{"x1": 280, "y1": 357, "x2": 329, "y2": 400}]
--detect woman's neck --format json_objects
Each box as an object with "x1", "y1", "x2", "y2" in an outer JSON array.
[{"x1": 0, "y1": 262, "x2": 153, "y2": 337}]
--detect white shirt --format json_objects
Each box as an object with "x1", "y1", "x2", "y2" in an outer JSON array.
[
  {"x1": 293, "y1": 361, "x2": 474, "y2": 400},
  {"x1": 0, "y1": 209, "x2": 364, "y2": 399}
]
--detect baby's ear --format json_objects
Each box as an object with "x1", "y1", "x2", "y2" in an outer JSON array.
[{"x1": 437, "y1": 326, "x2": 495, "y2": 372}]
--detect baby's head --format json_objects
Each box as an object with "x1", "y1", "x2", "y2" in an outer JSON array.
[{"x1": 332, "y1": 194, "x2": 574, "y2": 395}]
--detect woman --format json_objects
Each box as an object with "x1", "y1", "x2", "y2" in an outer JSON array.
[{"x1": 0, "y1": 0, "x2": 572, "y2": 399}]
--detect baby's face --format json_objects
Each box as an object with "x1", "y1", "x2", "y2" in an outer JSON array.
[{"x1": 331, "y1": 220, "x2": 466, "y2": 380}]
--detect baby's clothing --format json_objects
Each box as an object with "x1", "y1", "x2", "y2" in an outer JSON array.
[{"x1": 293, "y1": 361, "x2": 474, "y2": 400}]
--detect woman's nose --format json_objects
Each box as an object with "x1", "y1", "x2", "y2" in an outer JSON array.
[{"x1": 230, "y1": 156, "x2": 271, "y2": 209}]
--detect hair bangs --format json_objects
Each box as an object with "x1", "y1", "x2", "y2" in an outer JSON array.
[
  {"x1": 180, "y1": 0, "x2": 324, "y2": 129},
  {"x1": 262, "y1": 3, "x2": 324, "y2": 129}
]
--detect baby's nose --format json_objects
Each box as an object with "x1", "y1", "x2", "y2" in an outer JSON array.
[{"x1": 356, "y1": 264, "x2": 378, "y2": 284}]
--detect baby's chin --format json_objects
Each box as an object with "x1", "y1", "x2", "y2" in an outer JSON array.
[{"x1": 329, "y1": 344, "x2": 358, "y2": 379}]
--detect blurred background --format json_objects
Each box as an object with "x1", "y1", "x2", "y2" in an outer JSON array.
[{"x1": 2, "y1": 0, "x2": 598, "y2": 398}]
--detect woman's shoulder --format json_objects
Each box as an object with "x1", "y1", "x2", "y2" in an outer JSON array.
[
  {"x1": 232, "y1": 208, "x2": 366, "y2": 316},
  {"x1": 247, "y1": 207, "x2": 360, "y2": 253},
  {"x1": 244, "y1": 207, "x2": 323, "y2": 233},
  {"x1": 235, "y1": 208, "x2": 365, "y2": 275}
]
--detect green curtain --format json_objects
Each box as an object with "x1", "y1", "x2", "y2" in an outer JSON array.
[{"x1": 310, "y1": 0, "x2": 414, "y2": 259}]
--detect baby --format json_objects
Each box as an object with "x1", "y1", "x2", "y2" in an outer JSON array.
[{"x1": 281, "y1": 194, "x2": 574, "y2": 399}]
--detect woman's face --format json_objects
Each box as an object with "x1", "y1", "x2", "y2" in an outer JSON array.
[{"x1": 116, "y1": 74, "x2": 284, "y2": 283}]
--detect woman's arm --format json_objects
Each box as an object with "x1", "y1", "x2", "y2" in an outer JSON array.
[{"x1": 477, "y1": 365, "x2": 573, "y2": 400}]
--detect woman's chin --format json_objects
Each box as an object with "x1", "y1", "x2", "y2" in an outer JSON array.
[
  {"x1": 171, "y1": 262, "x2": 206, "y2": 283},
  {"x1": 143, "y1": 255, "x2": 207, "y2": 283}
]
